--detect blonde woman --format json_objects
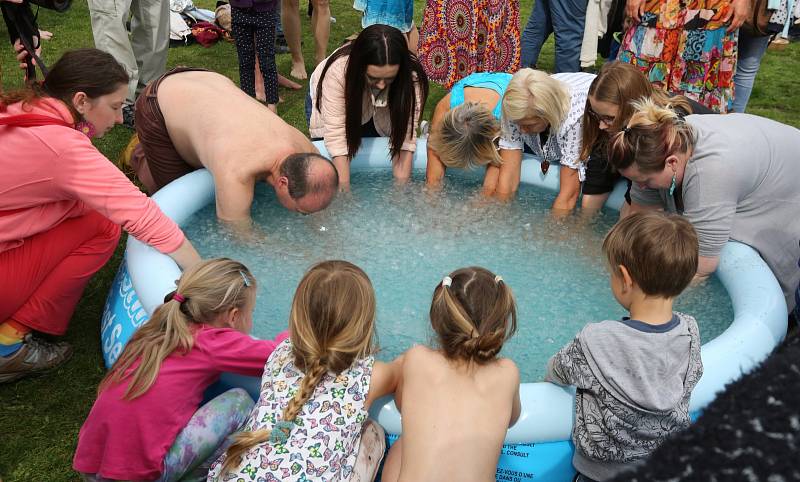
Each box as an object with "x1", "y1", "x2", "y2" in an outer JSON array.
[
  {"x1": 210, "y1": 260, "x2": 404, "y2": 480},
  {"x1": 74, "y1": 259, "x2": 288, "y2": 481},
  {"x1": 608, "y1": 99, "x2": 800, "y2": 313},
  {"x1": 426, "y1": 72, "x2": 520, "y2": 200},
  {"x1": 501, "y1": 69, "x2": 595, "y2": 212}
]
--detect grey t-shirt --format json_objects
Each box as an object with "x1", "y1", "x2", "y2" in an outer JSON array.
[{"x1": 630, "y1": 114, "x2": 800, "y2": 311}]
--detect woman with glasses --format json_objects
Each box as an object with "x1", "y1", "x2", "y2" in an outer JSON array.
[
  {"x1": 425, "y1": 72, "x2": 519, "y2": 200},
  {"x1": 501, "y1": 69, "x2": 595, "y2": 212},
  {"x1": 308, "y1": 24, "x2": 429, "y2": 190},
  {"x1": 580, "y1": 62, "x2": 712, "y2": 214}
]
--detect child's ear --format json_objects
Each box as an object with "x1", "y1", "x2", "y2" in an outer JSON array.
[
  {"x1": 221, "y1": 307, "x2": 240, "y2": 329},
  {"x1": 618, "y1": 264, "x2": 634, "y2": 291}
]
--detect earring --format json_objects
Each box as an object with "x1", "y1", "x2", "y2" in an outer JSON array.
[
  {"x1": 668, "y1": 172, "x2": 677, "y2": 196},
  {"x1": 75, "y1": 120, "x2": 97, "y2": 138}
]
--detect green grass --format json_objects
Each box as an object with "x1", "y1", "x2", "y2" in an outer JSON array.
[{"x1": 1, "y1": 2, "x2": 798, "y2": 480}]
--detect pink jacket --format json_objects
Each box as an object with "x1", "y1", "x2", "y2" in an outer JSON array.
[
  {"x1": 308, "y1": 54, "x2": 423, "y2": 158},
  {"x1": 0, "y1": 97, "x2": 184, "y2": 254}
]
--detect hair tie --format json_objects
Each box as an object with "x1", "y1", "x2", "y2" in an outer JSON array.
[
  {"x1": 172, "y1": 292, "x2": 186, "y2": 303},
  {"x1": 239, "y1": 270, "x2": 252, "y2": 287},
  {"x1": 269, "y1": 420, "x2": 295, "y2": 445},
  {"x1": 442, "y1": 276, "x2": 452, "y2": 288},
  {"x1": 622, "y1": 126, "x2": 631, "y2": 134},
  {"x1": 494, "y1": 275, "x2": 503, "y2": 284}
]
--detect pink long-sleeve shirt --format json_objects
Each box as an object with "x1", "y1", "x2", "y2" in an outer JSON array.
[
  {"x1": 73, "y1": 326, "x2": 289, "y2": 480},
  {"x1": 0, "y1": 97, "x2": 184, "y2": 254}
]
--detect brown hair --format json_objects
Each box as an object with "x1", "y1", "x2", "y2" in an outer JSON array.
[
  {"x1": 580, "y1": 62, "x2": 693, "y2": 161},
  {"x1": 220, "y1": 260, "x2": 377, "y2": 475},
  {"x1": 430, "y1": 267, "x2": 517, "y2": 364},
  {"x1": 0, "y1": 49, "x2": 128, "y2": 118},
  {"x1": 429, "y1": 102, "x2": 503, "y2": 169},
  {"x1": 98, "y1": 258, "x2": 256, "y2": 400},
  {"x1": 607, "y1": 97, "x2": 696, "y2": 173},
  {"x1": 603, "y1": 212, "x2": 698, "y2": 298}
]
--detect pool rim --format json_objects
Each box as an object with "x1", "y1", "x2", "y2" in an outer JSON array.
[{"x1": 118, "y1": 137, "x2": 788, "y2": 444}]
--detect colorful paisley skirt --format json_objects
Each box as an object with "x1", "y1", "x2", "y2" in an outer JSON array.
[
  {"x1": 617, "y1": 0, "x2": 738, "y2": 113},
  {"x1": 417, "y1": 0, "x2": 521, "y2": 89}
]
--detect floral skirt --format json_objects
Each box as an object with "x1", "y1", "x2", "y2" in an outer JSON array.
[
  {"x1": 617, "y1": 0, "x2": 738, "y2": 112},
  {"x1": 418, "y1": 0, "x2": 520, "y2": 89}
]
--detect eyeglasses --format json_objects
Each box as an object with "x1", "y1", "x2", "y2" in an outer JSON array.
[{"x1": 587, "y1": 106, "x2": 616, "y2": 126}]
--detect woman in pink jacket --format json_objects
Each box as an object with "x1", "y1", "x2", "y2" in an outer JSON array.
[
  {"x1": 308, "y1": 24, "x2": 429, "y2": 190},
  {"x1": 0, "y1": 49, "x2": 201, "y2": 384}
]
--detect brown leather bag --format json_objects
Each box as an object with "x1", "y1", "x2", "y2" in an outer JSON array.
[{"x1": 742, "y1": 0, "x2": 775, "y2": 36}]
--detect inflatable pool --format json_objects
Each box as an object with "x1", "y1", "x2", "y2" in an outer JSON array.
[{"x1": 102, "y1": 138, "x2": 788, "y2": 481}]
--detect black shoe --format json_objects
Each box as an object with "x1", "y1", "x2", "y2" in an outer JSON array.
[{"x1": 122, "y1": 104, "x2": 135, "y2": 130}]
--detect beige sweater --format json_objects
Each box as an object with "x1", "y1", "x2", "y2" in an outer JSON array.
[{"x1": 309, "y1": 54, "x2": 422, "y2": 158}]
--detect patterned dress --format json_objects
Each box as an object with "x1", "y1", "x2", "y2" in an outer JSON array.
[
  {"x1": 617, "y1": 0, "x2": 738, "y2": 113},
  {"x1": 417, "y1": 0, "x2": 521, "y2": 89},
  {"x1": 207, "y1": 339, "x2": 374, "y2": 481}
]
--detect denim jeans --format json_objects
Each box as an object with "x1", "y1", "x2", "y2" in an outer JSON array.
[
  {"x1": 520, "y1": 0, "x2": 588, "y2": 72},
  {"x1": 732, "y1": 30, "x2": 771, "y2": 113}
]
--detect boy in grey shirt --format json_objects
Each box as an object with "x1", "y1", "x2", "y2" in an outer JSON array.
[{"x1": 546, "y1": 212, "x2": 704, "y2": 481}]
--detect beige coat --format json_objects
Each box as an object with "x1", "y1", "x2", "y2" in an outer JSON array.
[{"x1": 309, "y1": 54, "x2": 423, "y2": 158}]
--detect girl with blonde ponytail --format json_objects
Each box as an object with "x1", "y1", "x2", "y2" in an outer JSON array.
[
  {"x1": 209, "y1": 260, "x2": 403, "y2": 481},
  {"x1": 381, "y1": 267, "x2": 522, "y2": 482},
  {"x1": 74, "y1": 258, "x2": 288, "y2": 482}
]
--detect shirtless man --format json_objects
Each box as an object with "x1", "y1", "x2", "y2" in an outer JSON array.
[{"x1": 133, "y1": 68, "x2": 338, "y2": 227}]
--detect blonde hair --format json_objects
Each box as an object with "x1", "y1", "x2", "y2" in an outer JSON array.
[
  {"x1": 502, "y1": 69, "x2": 570, "y2": 131},
  {"x1": 98, "y1": 258, "x2": 256, "y2": 399},
  {"x1": 603, "y1": 212, "x2": 698, "y2": 297},
  {"x1": 608, "y1": 97, "x2": 696, "y2": 173},
  {"x1": 429, "y1": 102, "x2": 502, "y2": 169},
  {"x1": 430, "y1": 267, "x2": 517, "y2": 364},
  {"x1": 220, "y1": 260, "x2": 377, "y2": 474}
]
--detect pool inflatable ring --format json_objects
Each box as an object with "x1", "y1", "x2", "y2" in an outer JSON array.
[{"x1": 101, "y1": 138, "x2": 787, "y2": 481}]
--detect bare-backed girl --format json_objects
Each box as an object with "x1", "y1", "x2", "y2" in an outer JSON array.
[{"x1": 382, "y1": 267, "x2": 522, "y2": 482}]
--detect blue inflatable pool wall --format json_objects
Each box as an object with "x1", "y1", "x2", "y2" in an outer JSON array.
[{"x1": 102, "y1": 138, "x2": 788, "y2": 481}]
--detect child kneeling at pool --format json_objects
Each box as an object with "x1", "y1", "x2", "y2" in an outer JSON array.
[
  {"x1": 381, "y1": 266, "x2": 522, "y2": 482},
  {"x1": 209, "y1": 260, "x2": 403, "y2": 481},
  {"x1": 546, "y1": 212, "x2": 704, "y2": 482},
  {"x1": 74, "y1": 259, "x2": 288, "y2": 481}
]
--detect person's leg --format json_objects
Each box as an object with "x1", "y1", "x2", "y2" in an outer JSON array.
[
  {"x1": 158, "y1": 388, "x2": 254, "y2": 482},
  {"x1": 350, "y1": 419, "x2": 386, "y2": 482},
  {"x1": 406, "y1": 23, "x2": 419, "y2": 54},
  {"x1": 254, "y1": 9, "x2": 280, "y2": 106},
  {"x1": 551, "y1": 0, "x2": 588, "y2": 72},
  {"x1": 130, "y1": 0, "x2": 170, "y2": 99},
  {"x1": 232, "y1": 8, "x2": 258, "y2": 98},
  {"x1": 732, "y1": 30, "x2": 770, "y2": 113},
  {"x1": 311, "y1": 0, "x2": 331, "y2": 65},
  {"x1": 282, "y1": 0, "x2": 307, "y2": 79},
  {"x1": 87, "y1": 0, "x2": 138, "y2": 102},
  {"x1": 380, "y1": 436, "x2": 403, "y2": 482},
  {"x1": 520, "y1": 0, "x2": 553, "y2": 68}
]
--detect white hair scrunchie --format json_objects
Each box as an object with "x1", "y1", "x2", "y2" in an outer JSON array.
[{"x1": 442, "y1": 276, "x2": 453, "y2": 288}]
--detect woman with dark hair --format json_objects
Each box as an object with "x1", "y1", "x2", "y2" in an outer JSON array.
[
  {"x1": 308, "y1": 24, "x2": 429, "y2": 189},
  {"x1": 0, "y1": 49, "x2": 201, "y2": 383},
  {"x1": 607, "y1": 98, "x2": 800, "y2": 313},
  {"x1": 579, "y1": 62, "x2": 711, "y2": 213}
]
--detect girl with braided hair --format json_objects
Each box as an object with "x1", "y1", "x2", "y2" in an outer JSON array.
[
  {"x1": 210, "y1": 260, "x2": 403, "y2": 481},
  {"x1": 74, "y1": 258, "x2": 288, "y2": 481},
  {"x1": 381, "y1": 266, "x2": 522, "y2": 482}
]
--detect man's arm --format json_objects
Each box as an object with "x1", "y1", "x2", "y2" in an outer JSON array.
[{"x1": 214, "y1": 172, "x2": 256, "y2": 227}]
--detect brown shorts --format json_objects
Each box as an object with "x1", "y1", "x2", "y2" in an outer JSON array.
[{"x1": 134, "y1": 67, "x2": 209, "y2": 194}]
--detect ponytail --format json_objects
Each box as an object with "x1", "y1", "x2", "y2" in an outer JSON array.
[
  {"x1": 608, "y1": 97, "x2": 695, "y2": 173},
  {"x1": 98, "y1": 259, "x2": 256, "y2": 400}
]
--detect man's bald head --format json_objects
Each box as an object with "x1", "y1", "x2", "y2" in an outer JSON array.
[{"x1": 278, "y1": 152, "x2": 339, "y2": 213}]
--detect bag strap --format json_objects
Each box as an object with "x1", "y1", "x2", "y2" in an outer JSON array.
[{"x1": 0, "y1": 113, "x2": 73, "y2": 128}]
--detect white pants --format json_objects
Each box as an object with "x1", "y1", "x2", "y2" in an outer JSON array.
[{"x1": 88, "y1": 0, "x2": 170, "y2": 102}]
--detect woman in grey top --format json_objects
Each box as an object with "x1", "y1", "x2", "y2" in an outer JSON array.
[{"x1": 607, "y1": 98, "x2": 800, "y2": 312}]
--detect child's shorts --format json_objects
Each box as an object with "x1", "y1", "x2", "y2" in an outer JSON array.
[
  {"x1": 354, "y1": 0, "x2": 414, "y2": 33},
  {"x1": 351, "y1": 419, "x2": 386, "y2": 482}
]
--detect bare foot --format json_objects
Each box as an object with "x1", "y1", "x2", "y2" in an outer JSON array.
[
  {"x1": 290, "y1": 61, "x2": 308, "y2": 80},
  {"x1": 278, "y1": 74, "x2": 302, "y2": 90},
  {"x1": 38, "y1": 30, "x2": 53, "y2": 40}
]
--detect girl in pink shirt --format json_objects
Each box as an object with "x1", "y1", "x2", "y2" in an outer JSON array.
[
  {"x1": 73, "y1": 258, "x2": 288, "y2": 481},
  {"x1": 0, "y1": 49, "x2": 200, "y2": 383}
]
